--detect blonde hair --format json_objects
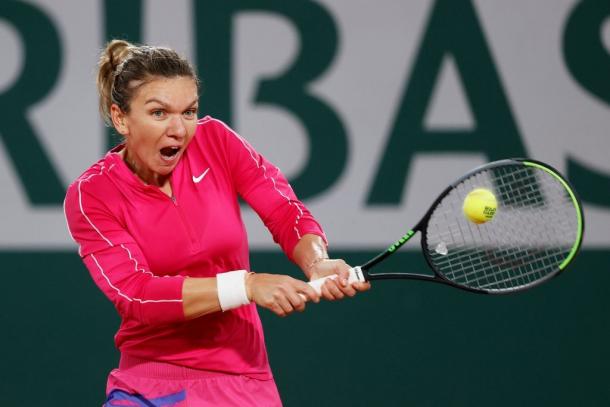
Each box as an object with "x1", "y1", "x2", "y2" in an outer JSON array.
[{"x1": 96, "y1": 39, "x2": 199, "y2": 125}]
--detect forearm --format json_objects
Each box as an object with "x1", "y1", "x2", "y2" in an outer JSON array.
[
  {"x1": 184, "y1": 271, "x2": 323, "y2": 319},
  {"x1": 183, "y1": 271, "x2": 256, "y2": 319},
  {"x1": 292, "y1": 233, "x2": 329, "y2": 279},
  {"x1": 182, "y1": 277, "x2": 223, "y2": 320}
]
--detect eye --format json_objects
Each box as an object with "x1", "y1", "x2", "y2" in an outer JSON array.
[
  {"x1": 151, "y1": 110, "x2": 165, "y2": 119},
  {"x1": 183, "y1": 108, "x2": 198, "y2": 119}
]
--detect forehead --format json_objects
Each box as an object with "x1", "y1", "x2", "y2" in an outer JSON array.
[{"x1": 132, "y1": 76, "x2": 198, "y2": 105}]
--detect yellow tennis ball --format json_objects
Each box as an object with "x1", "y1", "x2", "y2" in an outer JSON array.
[{"x1": 463, "y1": 188, "x2": 497, "y2": 224}]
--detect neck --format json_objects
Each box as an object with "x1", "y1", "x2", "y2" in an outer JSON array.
[{"x1": 120, "y1": 148, "x2": 169, "y2": 188}]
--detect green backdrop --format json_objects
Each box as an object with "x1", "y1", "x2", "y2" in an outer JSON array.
[{"x1": 2, "y1": 250, "x2": 609, "y2": 405}]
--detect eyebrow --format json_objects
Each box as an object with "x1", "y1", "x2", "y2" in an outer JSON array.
[{"x1": 144, "y1": 98, "x2": 199, "y2": 107}]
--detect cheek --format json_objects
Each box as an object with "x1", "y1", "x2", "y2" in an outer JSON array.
[
  {"x1": 129, "y1": 122, "x2": 161, "y2": 145},
  {"x1": 186, "y1": 123, "x2": 198, "y2": 141},
  {"x1": 126, "y1": 133, "x2": 159, "y2": 160}
]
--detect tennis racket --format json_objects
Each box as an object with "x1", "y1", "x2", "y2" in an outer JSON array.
[{"x1": 309, "y1": 158, "x2": 584, "y2": 295}]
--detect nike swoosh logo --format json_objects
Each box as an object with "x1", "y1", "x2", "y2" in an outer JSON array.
[{"x1": 192, "y1": 168, "x2": 210, "y2": 183}]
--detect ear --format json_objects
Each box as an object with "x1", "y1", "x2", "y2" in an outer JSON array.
[{"x1": 110, "y1": 104, "x2": 129, "y2": 136}]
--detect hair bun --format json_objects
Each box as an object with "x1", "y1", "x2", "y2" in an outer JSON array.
[{"x1": 106, "y1": 39, "x2": 132, "y2": 72}]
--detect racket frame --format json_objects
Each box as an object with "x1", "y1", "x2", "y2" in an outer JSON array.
[{"x1": 358, "y1": 158, "x2": 585, "y2": 294}]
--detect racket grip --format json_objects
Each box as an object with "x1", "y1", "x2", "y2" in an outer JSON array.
[{"x1": 307, "y1": 266, "x2": 366, "y2": 296}]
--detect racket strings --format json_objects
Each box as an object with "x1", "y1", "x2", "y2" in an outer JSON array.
[
  {"x1": 425, "y1": 164, "x2": 579, "y2": 292},
  {"x1": 436, "y1": 246, "x2": 567, "y2": 290}
]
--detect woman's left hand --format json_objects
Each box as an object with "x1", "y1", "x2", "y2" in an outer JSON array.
[{"x1": 308, "y1": 259, "x2": 371, "y2": 301}]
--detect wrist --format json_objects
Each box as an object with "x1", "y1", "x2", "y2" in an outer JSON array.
[
  {"x1": 216, "y1": 270, "x2": 251, "y2": 311},
  {"x1": 293, "y1": 234, "x2": 329, "y2": 273},
  {"x1": 244, "y1": 272, "x2": 254, "y2": 302},
  {"x1": 305, "y1": 256, "x2": 330, "y2": 273}
]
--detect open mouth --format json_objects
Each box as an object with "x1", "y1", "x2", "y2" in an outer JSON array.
[{"x1": 160, "y1": 146, "x2": 180, "y2": 161}]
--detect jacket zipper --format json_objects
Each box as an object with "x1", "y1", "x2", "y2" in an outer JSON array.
[{"x1": 165, "y1": 191, "x2": 199, "y2": 252}]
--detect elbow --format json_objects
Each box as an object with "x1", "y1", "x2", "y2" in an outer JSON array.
[{"x1": 113, "y1": 296, "x2": 185, "y2": 327}]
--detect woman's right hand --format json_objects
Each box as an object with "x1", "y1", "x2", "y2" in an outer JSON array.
[{"x1": 245, "y1": 273, "x2": 320, "y2": 317}]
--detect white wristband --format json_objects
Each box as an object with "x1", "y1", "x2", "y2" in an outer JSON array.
[{"x1": 216, "y1": 270, "x2": 250, "y2": 311}]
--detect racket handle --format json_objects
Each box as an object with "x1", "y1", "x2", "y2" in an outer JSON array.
[{"x1": 307, "y1": 266, "x2": 366, "y2": 296}]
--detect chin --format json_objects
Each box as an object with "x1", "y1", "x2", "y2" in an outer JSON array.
[
  {"x1": 154, "y1": 161, "x2": 177, "y2": 175},
  {"x1": 158, "y1": 165, "x2": 176, "y2": 174}
]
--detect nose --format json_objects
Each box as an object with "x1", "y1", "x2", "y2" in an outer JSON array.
[{"x1": 167, "y1": 114, "x2": 187, "y2": 140}]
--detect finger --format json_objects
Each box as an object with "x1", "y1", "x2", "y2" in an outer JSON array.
[
  {"x1": 271, "y1": 303, "x2": 287, "y2": 317},
  {"x1": 298, "y1": 283, "x2": 321, "y2": 303},
  {"x1": 286, "y1": 282, "x2": 309, "y2": 311},
  {"x1": 286, "y1": 291, "x2": 307, "y2": 312},
  {"x1": 353, "y1": 281, "x2": 371, "y2": 292},
  {"x1": 276, "y1": 296, "x2": 295, "y2": 315},
  {"x1": 319, "y1": 281, "x2": 339, "y2": 301},
  {"x1": 319, "y1": 283, "x2": 334, "y2": 301},
  {"x1": 337, "y1": 280, "x2": 357, "y2": 297},
  {"x1": 323, "y1": 279, "x2": 345, "y2": 300},
  {"x1": 334, "y1": 263, "x2": 350, "y2": 287}
]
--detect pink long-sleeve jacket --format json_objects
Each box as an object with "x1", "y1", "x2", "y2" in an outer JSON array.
[{"x1": 64, "y1": 116, "x2": 326, "y2": 378}]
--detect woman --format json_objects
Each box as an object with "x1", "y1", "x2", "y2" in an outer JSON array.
[{"x1": 64, "y1": 40, "x2": 368, "y2": 406}]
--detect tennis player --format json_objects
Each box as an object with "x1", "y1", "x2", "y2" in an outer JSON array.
[{"x1": 64, "y1": 40, "x2": 369, "y2": 406}]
